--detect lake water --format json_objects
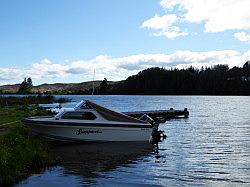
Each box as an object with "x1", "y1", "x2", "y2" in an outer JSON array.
[{"x1": 16, "y1": 96, "x2": 250, "y2": 186}]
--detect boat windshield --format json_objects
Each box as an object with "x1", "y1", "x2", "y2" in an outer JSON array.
[{"x1": 61, "y1": 111, "x2": 97, "y2": 120}]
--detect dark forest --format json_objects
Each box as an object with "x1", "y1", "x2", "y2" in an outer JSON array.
[{"x1": 110, "y1": 61, "x2": 250, "y2": 95}]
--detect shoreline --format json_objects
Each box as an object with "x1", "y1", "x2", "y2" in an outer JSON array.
[{"x1": 0, "y1": 96, "x2": 69, "y2": 186}]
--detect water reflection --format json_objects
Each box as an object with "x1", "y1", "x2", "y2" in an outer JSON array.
[
  {"x1": 17, "y1": 142, "x2": 154, "y2": 186},
  {"x1": 51, "y1": 142, "x2": 153, "y2": 179}
]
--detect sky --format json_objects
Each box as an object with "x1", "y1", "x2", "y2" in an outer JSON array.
[{"x1": 0, "y1": 0, "x2": 250, "y2": 85}]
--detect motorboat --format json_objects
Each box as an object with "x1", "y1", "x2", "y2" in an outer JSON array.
[{"x1": 22, "y1": 100, "x2": 156, "y2": 142}]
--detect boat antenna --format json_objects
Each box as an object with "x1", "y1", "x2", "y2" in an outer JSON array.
[{"x1": 92, "y1": 68, "x2": 95, "y2": 95}]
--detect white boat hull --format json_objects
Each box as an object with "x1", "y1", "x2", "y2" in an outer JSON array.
[{"x1": 27, "y1": 123, "x2": 152, "y2": 142}]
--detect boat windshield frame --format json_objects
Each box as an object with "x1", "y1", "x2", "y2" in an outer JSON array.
[{"x1": 74, "y1": 101, "x2": 92, "y2": 110}]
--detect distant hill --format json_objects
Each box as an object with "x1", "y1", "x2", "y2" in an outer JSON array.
[
  {"x1": 0, "y1": 81, "x2": 116, "y2": 94},
  {"x1": 0, "y1": 84, "x2": 21, "y2": 93},
  {"x1": 32, "y1": 81, "x2": 103, "y2": 93}
]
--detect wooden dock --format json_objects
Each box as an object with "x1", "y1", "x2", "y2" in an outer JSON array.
[{"x1": 124, "y1": 108, "x2": 189, "y2": 122}]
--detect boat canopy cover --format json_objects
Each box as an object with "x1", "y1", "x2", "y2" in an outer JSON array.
[{"x1": 77, "y1": 100, "x2": 147, "y2": 124}]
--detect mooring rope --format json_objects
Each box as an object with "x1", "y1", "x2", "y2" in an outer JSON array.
[{"x1": 0, "y1": 120, "x2": 20, "y2": 127}]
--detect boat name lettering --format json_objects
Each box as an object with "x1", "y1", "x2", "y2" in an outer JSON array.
[{"x1": 76, "y1": 129, "x2": 102, "y2": 135}]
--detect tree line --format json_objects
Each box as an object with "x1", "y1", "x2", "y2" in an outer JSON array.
[{"x1": 111, "y1": 61, "x2": 250, "y2": 95}]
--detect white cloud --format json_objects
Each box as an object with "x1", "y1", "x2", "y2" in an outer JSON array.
[
  {"x1": 142, "y1": 0, "x2": 250, "y2": 38},
  {"x1": 1, "y1": 50, "x2": 250, "y2": 85},
  {"x1": 160, "y1": 0, "x2": 180, "y2": 9},
  {"x1": 142, "y1": 14, "x2": 177, "y2": 30},
  {"x1": 141, "y1": 14, "x2": 187, "y2": 39},
  {"x1": 0, "y1": 68, "x2": 23, "y2": 81},
  {"x1": 234, "y1": 32, "x2": 250, "y2": 42},
  {"x1": 31, "y1": 59, "x2": 69, "y2": 78},
  {"x1": 160, "y1": 0, "x2": 250, "y2": 32},
  {"x1": 152, "y1": 26, "x2": 188, "y2": 39}
]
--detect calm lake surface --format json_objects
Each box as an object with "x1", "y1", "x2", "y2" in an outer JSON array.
[{"x1": 16, "y1": 96, "x2": 250, "y2": 187}]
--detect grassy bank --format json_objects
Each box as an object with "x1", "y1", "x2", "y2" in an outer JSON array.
[
  {"x1": 0, "y1": 97, "x2": 65, "y2": 186},
  {"x1": 0, "y1": 126, "x2": 52, "y2": 185}
]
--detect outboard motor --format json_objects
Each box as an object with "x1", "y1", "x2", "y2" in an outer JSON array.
[{"x1": 139, "y1": 114, "x2": 166, "y2": 143}]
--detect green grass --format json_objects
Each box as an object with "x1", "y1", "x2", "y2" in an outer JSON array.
[
  {"x1": 0, "y1": 127, "x2": 50, "y2": 185},
  {"x1": 0, "y1": 106, "x2": 58, "y2": 186}
]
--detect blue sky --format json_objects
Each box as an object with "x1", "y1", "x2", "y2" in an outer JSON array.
[{"x1": 0, "y1": 0, "x2": 250, "y2": 85}]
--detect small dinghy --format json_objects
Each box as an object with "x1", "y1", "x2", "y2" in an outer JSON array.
[{"x1": 22, "y1": 100, "x2": 157, "y2": 142}]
